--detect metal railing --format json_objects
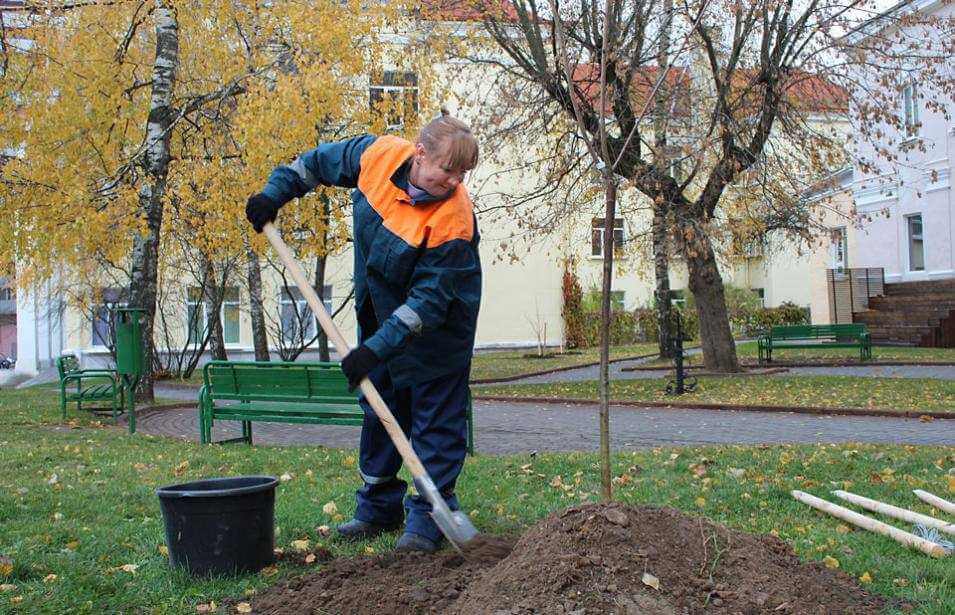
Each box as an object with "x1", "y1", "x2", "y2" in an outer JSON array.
[{"x1": 827, "y1": 267, "x2": 884, "y2": 324}]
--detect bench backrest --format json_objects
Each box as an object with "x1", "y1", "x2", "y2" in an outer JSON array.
[
  {"x1": 769, "y1": 324, "x2": 868, "y2": 339},
  {"x1": 203, "y1": 361, "x2": 356, "y2": 404},
  {"x1": 57, "y1": 355, "x2": 79, "y2": 379}
]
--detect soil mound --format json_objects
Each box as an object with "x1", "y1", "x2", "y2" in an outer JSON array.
[{"x1": 247, "y1": 504, "x2": 888, "y2": 614}]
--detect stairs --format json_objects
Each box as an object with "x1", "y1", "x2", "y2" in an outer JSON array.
[{"x1": 853, "y1": 279, "x2": 955, "y2": 346}]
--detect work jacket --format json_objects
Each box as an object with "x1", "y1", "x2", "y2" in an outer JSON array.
[{"x1": 261, "y1": 134, "x2": 482, "y2": 386}]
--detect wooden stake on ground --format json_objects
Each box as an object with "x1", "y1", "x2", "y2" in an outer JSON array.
[
  {"x1": 790, "y1": 491, "x2": 950, "y2": 558},
  {"x1": 832, "y1": 491, "x2": 955, "y2": 536},
  {"x1": 913, "y1": 490, "x2": 955, "y2": 517}
]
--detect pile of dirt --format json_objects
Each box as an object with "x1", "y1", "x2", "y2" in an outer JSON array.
[{"x1": 246, "y1": 504, "x2": 890, "y2": 614}]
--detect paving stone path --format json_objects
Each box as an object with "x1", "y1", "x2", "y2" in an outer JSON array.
[{"x1": 144, "y1": 388, "x2": 953, "y2": 454}]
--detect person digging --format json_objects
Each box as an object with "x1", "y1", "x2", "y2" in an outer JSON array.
[{"x1": 246, "y1": 115, "x2": 482, "y2": 554}]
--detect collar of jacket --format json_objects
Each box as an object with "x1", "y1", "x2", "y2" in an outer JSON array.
[{"x1": 389, "y1": 157, "x2": 451, "y2": 206}]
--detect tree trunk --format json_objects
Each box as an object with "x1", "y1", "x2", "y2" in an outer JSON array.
[
  {"x1": 598, "y1": 176, "x2": 617, "y2": 502},
  {"x1": 652, "y1": 0, "x2": 674, "y2": 360},
  {"x1": 315, "y1": 196, "x2": 331, "y2": 361},
  {"x1": 203, "y1": 258, "x2": 227, "y2": 361},
  {"x1": 652, "y1": 202, "x2": 674, "y2": 359},
  {"x1": 127, "y1": 2, "x2": 178, "y2": 402},
  {"x1": 686, "y1": 236, "x2": 739, "y2": 372},
  {"x1": 246, "y1": 247, "x2": 270, "y2": 361},
  {"x1": 314, "y1": 254, "x2": 330, "y2": 362}
]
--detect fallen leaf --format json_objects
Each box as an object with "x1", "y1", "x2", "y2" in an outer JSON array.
[
  {"x1": 641, "y1": 572, "x2": 660, "y2": 590},
  {"x1": 727, "y1": 468, "x2": 746, "y2": 479},
  {"x1": 823, "y1": 556, "x2": 839, "y2": 569},
  {"x1": 316, "y1": 525, "x2": 331, "y2": 537},
  {"x1": 196, "y1": 604, "x2": 213, "y2": 614},
  {"x1": 893, "y1": 578, "x2": 909, "y2": 587},
  {"x1": 364, "y1": 546, "x2": 375, "y2": 555},
  {"x1": 304, "y1": 553, "x2": 316, "y2": 565},
  {"x1": 859, "y1": 572, "x2": 873, "y2": 584},
  {"x1": 948, "y1": 475, "x2": 955, "y2": 494},
  {"x1": 695, "y1": 496, "x2": 706, "y2": 507},
  {"x1": 173, "y1": 461, "x2": 189, "y2": 476},
  {"x1": 158, "y1": 545, "x2": 169, "y2": 556},
  {"x1": 43, "y1": 574, "x2": 57, "y2": 583},
  {"x1": 835, "y1": 524, "x2": 851, "y2": 535},
  {"x1": 236, "y1": 603, "x2": 252, "y2": 613},
  {"x1": 10, "y1": 596, "x2": 22, "y2": 605},
  {"x1": 65, "y1": 541, "x2": 79, "y2": 550},
  {"x1": 290, "y1": 539, "x2": 310, "y2": 552},
  {"x1": 279, "y1": 473, "x2": 293, "y2": 482},
  {"x1": 260, "y1": 565, "x2": 278, "y2": 577},
  {"x1": 0, "y1": 557, "x2": 12, "y2": 577},
  {"x1": 0, "y1": 584, "x2": 15, "y2": 593},
  {"x1": 120, "y1": 564, "x2": 138, "y2": 574},
  {"x1": 342, "y1": 456, "x2": 356, "y2": 468},
  {"x1": 322, "y1": 501, "x2": 338, "y2": 516},
  {"x1": 47, "y1": 474, "x2": 59, "y2": 486},
  {"x1": 53, "y1": 512, "x2": 63, "y2": 521}
]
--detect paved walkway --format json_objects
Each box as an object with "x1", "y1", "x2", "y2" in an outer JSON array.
[{"x1": 143, "y1": 391, "x2": 954, "y2": 454}]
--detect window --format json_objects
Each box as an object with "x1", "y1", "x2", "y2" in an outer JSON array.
[
  {"x1": 610, "y1": 291, "x2": 625, "y2": 311},
  {"x1": 91, "y1": 287, "x2": 128, "y2": 347},
  {"x1": 222, "y1": 288, "x2": 240, "y2": 344},
  {"x1": 280, "y1": 285, "x2": 333, "y2": 343},
  {"x1": 0, "y1": 287, "x2": 13, "y2": 301},
  {"x1": 669, "y1": 158, "x2": 685, "y2": 184},
  {"x1": 187, "y1": 286, "x2": 241, "y2": 346},
  {"x1": 902, "y1": 82, "x2": 919, "y2": 137},
  {"x1": 751, "y1": 288, "x2": 765, "y2": 307},
  {"x1": 829, "y1": 227, "x2": 848, "y2": 271},
  {"x1": 907, "y1": 214, "x2": 924, "y2": 272},
  {"x1": 669, "y1": 289, "x2": 686, "y2": 308},
  {"x1": 369, "y1": 71, "x2": 419, "y2": 129},
  {"x1": 591, "y1": 217, "x2": 625, "y2": 257}
]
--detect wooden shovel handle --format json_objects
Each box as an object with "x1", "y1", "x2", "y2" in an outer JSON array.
[{"x1": 263, "y1": 223, "x2": 427, "y2": 479}]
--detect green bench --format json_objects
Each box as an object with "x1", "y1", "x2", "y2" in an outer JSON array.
[
  {"x1": 57, "y1": 354, "x2": 123, "y2": 422},
  {"x1": 758, "y1": 324, "x2": 872, "y2": 363},
  {"x1": 198, "y1": 360, "x2": 475, "y2": 454}
]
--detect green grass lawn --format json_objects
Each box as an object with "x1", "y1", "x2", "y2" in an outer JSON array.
[
  {"x1": 640, "y1": 342, "x2": 955, "y2": 368},
  {"x1": 474, "y1": 375, "x2": 955, "y2": 413},
  {"x1": 470, "y1": 343, "x2": 659, "y2": 381},
  {"x1": 0, "y1": 388, "x2": 952, "y2": 613}
]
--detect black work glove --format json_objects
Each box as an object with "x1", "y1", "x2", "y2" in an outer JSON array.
[
  {"x1": 246, "y1": 193, "x2": 282, "y2": 233},
  {"x1": 340, "y1": 345, "x2": 380, "y2": 391}
]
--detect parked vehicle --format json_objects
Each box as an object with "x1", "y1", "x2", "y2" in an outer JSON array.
[{"x1": 0, "y1": 354, "x2": 14, "y2": 369}]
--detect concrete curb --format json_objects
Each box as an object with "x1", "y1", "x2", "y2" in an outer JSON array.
[{"x1": 471, "y1": 394, "x2": 954, "y2": 420}]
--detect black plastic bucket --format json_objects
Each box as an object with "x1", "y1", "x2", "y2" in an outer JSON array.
[{"x1": 156, "y1": 475, "x2": 278, "y2": 576}]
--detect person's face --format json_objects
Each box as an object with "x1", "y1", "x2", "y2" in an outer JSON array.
[{"x1": 410, "y1": 142, "x2": 467, "y2": 198}]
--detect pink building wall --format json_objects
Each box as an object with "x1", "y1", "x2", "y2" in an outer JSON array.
[
  {"x1": 0, "y1": 323, "x2": 15, "y2": 358},
  {"x1": 850, "y1": 1, "x2": 954, "y2": 283}
]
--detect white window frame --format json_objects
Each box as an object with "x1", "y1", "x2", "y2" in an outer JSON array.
[
  {"x1": 91, "y1": 288, "x2": 127, "y2": 348},
  {"x1": 829, "y1": 227, "x2": 848, "y2": 272},
  {"x1": 591, "y1": 217, "x2": 625, "y2": 258},
  {"x1": 906, "y1": 214, "x2": 925, "y2": 272},
  {"x1": 186, "y1": 287, "x2": 241, "y2": 347},
  {"x1": 902, "y1": 82, "x2": 919, "y2": 137},
  {"x1": 369, "y1": 71, "x2": 419, "y2": 130},
  {"x1": 280, "y1": 285, "x2": 333, "y2": 344}
]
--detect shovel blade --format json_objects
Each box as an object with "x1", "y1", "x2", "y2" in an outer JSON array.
[{"x1": 431, "y1": 509, "x2": 480, "y2": 552}]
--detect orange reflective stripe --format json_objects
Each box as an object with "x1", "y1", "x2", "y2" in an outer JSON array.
[{"x1": 358, "y1": 136, "x2": 474, "y2": 248}]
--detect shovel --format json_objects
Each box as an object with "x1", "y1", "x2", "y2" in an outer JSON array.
[{"x1": 263, "y1": 222, "x2": 480, "y2": 553}]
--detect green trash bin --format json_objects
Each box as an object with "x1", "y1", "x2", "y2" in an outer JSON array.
[
  {"x1": 115, "y1": 308, "x2": 145, "y2": 378},
  {"x1": 114, "y1": 308, "x2": 145, "y2": 433}
]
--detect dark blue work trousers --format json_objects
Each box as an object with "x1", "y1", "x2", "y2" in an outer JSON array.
[{"x1": 353, "y1": 362, "x2": 470, "y2": 543}]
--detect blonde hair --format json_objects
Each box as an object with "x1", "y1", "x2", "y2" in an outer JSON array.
[{"x1": 418, "y1": 114, "x2": 479, "y2": 171}]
